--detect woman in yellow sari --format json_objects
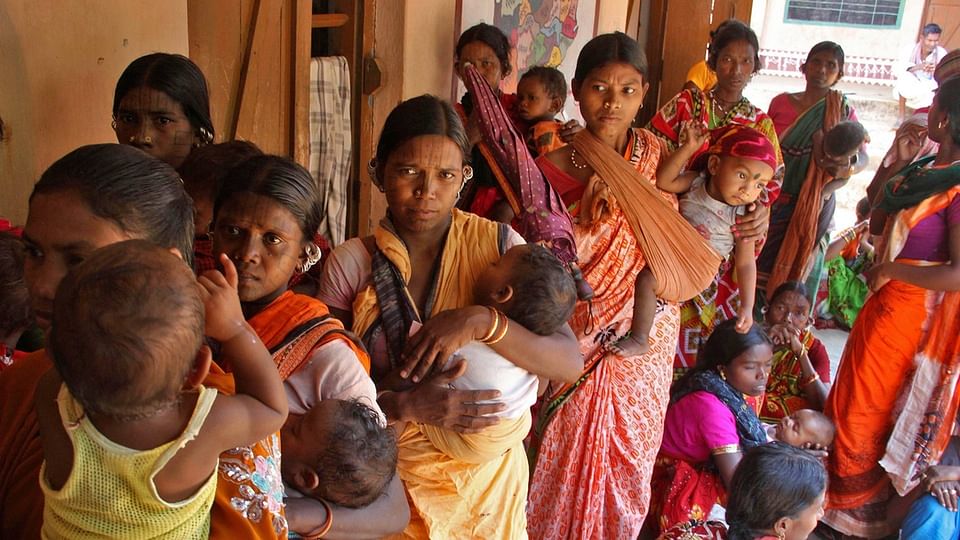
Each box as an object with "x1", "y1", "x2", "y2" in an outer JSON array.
[
  {"x1": 318, "y1": 95, "x2": 581, "y2": 539},
  {"x1": 823, "y1": 77, "x2": 960, "y2": 538}
]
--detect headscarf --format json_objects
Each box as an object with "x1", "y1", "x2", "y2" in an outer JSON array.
[{"x1": 692, "y1": 124, "x2": 779, "y2": 173}]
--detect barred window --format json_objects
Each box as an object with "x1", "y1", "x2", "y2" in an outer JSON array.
[{"x1": 785, "y1": 0, "x2": 904, "y2": 28}]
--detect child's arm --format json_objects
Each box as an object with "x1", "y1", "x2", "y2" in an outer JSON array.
[
  {"x1": 610, "y1": 267, "x2": 656, "y2": 356},
  {"x1": 199, "y1": 255, "x2": 288, "y2": 449},
  {"x1": 733, "y1": 238, "x2": 756, "y2": 333},
  {"x1": 656, "y1": 120, "x2": 708, "y2": 193},
  {"x1": 35, "y1": 368, "x2": 73, "y2": 490}
]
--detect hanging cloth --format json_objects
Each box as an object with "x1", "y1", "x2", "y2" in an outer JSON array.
[{"x1": 309, "y1": 56, "x2": 352, "y2": 246}]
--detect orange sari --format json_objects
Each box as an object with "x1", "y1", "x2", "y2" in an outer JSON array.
[
  {"x1": 824, "y1": 185, "x2": 960, "y2": 538},
  {"x1": 0, "y1": 351, "x2": 287, "y2": 540},
  {"x1": 528, "y1": 129, "x2": 680, "y2": 538}
]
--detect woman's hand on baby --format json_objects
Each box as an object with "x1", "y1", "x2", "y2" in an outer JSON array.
[
  {"x1": 732, "y1": 203, "x2": 770, "y2": 243},
  {"x1": 800, "y1": 441, "x2": 829, "y2": 459},
  {"x1": 401, "y1": 306, "x2": 489, "y2": 383},
  {"x1": 394, "y1": 358, "x2": 505, "y2": 433},
  {"x1": 558, "y1": 119, "x2": 583, "y2": 143},
  {"x1": 197, "y1": 254, "x2": 246, "y2": 342}
]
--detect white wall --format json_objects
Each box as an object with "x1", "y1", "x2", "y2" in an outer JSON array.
[{"x1": 751, "y1": 0, "x2": 925, "y2": 59}]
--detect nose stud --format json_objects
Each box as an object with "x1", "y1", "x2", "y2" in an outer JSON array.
[{"x1": 414, "y1": 188, "x2": 423, "y2": 199}]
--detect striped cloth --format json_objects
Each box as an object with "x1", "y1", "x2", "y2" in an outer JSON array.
[{"x1": 309, "y1": 57, "x2": 351, "y2": 246}]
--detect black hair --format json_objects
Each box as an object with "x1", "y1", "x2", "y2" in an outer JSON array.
[
  {"x1": 520, "y1": 66, "x2": 568, "y2": 103},
  {"x1": 50, "y1": 240, "x2": 204, "y2": 419},
  {"x1": 769, "y1": 280, "x2": 810, "y2": 306},
  {"x1": 315, "y1": 399, "x2": 398, "y2": 508},
  {"x1": 30, "y1": 144, "x2": 194, "y2": 266},
  {"x1": 179, "y1": 141, "x2": 264, "y2": 208},
  {"x1": 374, "y1": 95, "x2": 470, "y2": 187},
  {"x1": 823, "y1": 121, "x2": 867, "y2": 159},
  {"x1": 0, "y1": 233, "x2": 31, "y2": 336},
  {"x1": 113, "y1": 53, "x2": 215, "y2": 144},
  {"x1": 574, "y1": 32, "x2": 647, "y2": 84},
  {"x1": 673, "y1": 319, "x2": 772, "y2": 398},
  {"x1": 804, "y1": 41, "x2": 845, "y2": 81},
  {"x1": 213, "y1": 155, "x2": 322, "y2": 242},
  {"x1": 456, "y1": 23, "x2": 512, "y2": 77},
  {"x1": 726, "y1": 443, "x2": 827, "y2": 540},
  {"x1": 923, "y1": 23, "x2": 943, "y2": 37},
  {"x1": 502, "y1": 244, "x2": 577, "y2": 336},
  {"x1": 709, "y1": 19, "x2": 736, "y2": 41},
  {"x1": 936, "y1": 77, "x2": 960, "y2": 145},
  {"x1": 707, "y1": 19, "x2": 761, "y2": 74}
]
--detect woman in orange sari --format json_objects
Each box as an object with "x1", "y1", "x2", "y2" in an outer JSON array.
[
  {"x1": 527, "y1": 33, "x2": 721, "y2": 538},
  {"x1": 823, "y1": 78, "x2": 960, "y2": 538},
  {"x1": 0, "y1": 145, "x2": 285, "y2": 539},
  {"x1": 206, "y1": 155, "x2": 410, "y2": 538}
]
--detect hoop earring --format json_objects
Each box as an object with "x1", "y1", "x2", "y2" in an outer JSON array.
[
  {"x1": 367, "y1": 159, "x2": 384, "y2": 192},
  {"x1": 111, "y1": 119, "x2": 118, "y2": 131},
  {"x1": 939, "y1": 119, "x2": 947, "y2": 130},
  {"x1": 297, "y1": 242, "x2": 322, "y2": 273}
]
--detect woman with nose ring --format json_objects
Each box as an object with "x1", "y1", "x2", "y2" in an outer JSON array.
[{"x1": 648, "y1": 19, "x2": 783, "y2": 378}]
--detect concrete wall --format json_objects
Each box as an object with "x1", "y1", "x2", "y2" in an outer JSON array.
[
  {"x1": 0, "y1": 1, "x2": 189, "y2": 225},
  {"x1": 750, "y1": 0, "x2": 925, "y2": 59}
]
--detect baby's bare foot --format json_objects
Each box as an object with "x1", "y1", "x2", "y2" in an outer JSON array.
[{"x1": 608, "y1": 334, "x2": 651, "y2": 357}]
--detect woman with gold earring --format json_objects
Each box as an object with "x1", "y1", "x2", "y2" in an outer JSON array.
[{"x1": 112, "y1": 53, "x2": 215, "y2": 170}]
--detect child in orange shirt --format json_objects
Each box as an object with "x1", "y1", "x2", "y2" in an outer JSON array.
[{"x1": 517, "y1": 66, "x2": 568, "y2": 156}]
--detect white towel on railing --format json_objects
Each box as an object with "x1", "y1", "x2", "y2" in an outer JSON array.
[{"x1": 309, "y1": 56, "x2": 351, "y2": 246}]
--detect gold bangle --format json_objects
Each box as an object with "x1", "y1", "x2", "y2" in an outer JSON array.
[
  {"x1": 478, "y1": 306, "x2": 501, "y2": 343},
  {"x1": 485, "y1": 315, "x2": 510, "y2": 345},
  {"x1": 300, "y1": 498, "x2": 333, "y2": 539},
  {"x1": 802, "y1": 372, "x2": 820, "y2": 386}
]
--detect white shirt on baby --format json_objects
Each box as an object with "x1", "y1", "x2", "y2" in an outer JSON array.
[{"x1": 442, "y1": 342, "x2": 538, "y2": 420}]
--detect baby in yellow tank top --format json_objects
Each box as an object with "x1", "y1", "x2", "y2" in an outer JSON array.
[{"x1": 34, "y1": 240, "x2": 289, "y2": 539}]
